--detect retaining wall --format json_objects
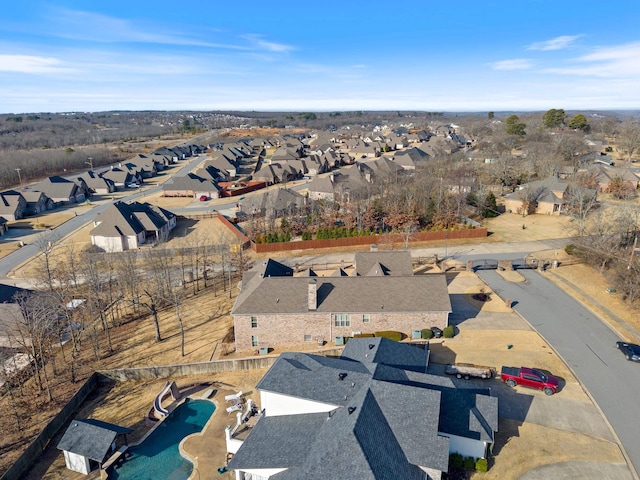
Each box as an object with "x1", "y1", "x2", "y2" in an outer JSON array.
[{"x1": 2, "y1": 349, "x2": 345, "y2": 479}]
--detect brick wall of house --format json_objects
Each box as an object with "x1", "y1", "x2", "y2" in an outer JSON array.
[{"x1": 234, "y1": 311, "x2": 448, "y2": 351}]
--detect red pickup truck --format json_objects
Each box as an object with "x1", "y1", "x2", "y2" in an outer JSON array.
[{"x1": 500, "y1": 366, "x2": 559, "y2": 396}]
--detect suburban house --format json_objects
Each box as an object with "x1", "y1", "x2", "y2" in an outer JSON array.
[
  {"x1": 392, "y1": 146, "x2": 431, "y2": 170},
  {"x1": 162, "y1": 174, "x2": 221, "y2": 199},
  {"x1": 153, "y1": 146, "x2": 181, "y2": 162},
  {"x1": 100, "y1": 168, "x2": 141, "y2": 189},
  {"x1": 226, "y1": 338, "x2": 498, "y2": 480},
  {"x1": 80, "y1": 171, "x2": 116, "y2": 195},
  {"x1": 21, "y1": 190, "x2": 52, "y2": 215},
  {"x1": 90, "y1": 201, "x2": 176, "y2": 252},
  {"x1": 589, "y1": 165, "x2": 640, "y2": 193},
  {"x1": 0, "y1": 216, "x2": 7, "y2": 235},
  {"x1": 237, "y1": 188, "x2": 307, "y2": 218},
  {"x1": 231, "y1": 251, "x2": 451, "y2": 352},
  {"x1": 32, "y1": 176, "x2": 85, "y2": 206},
  {"x1": 0, "y1": 191, "x2": 27, "y2": 221},
  {"x1": 503, "y1": 176, "x2": 571, "y2": 215},
  {"x1": 57, "y1": 419, "x2": 131, "y2": 475}
]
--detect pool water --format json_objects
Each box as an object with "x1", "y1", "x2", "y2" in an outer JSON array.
[{"x1": 111, "y1": 399, "x2": 215, "y2": 480}]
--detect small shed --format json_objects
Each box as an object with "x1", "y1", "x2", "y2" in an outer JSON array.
[{"x1": 57, "y1": 419, "x2": 132, "y2": 475}]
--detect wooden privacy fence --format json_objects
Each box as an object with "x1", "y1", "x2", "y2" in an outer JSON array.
[{"x1": 251, "y1": 227, "x2": 488, "y2": 254}]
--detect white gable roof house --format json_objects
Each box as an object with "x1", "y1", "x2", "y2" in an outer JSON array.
[
  {"x1": 90, "y1": 201, "x2": 176, "y2": 252},
  {"x1": 226, "y1": 337, "x2": 498, "y2": 480}
]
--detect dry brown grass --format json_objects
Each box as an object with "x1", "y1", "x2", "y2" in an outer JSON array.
[
  {"x1": 0, "y1": 278, "x2": 238, "y2": 476},
  {"x1": 476, "y1": 419, "x2": 625, "y2": 480}
]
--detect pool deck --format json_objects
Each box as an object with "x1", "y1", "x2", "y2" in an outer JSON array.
[{"x1": 181, "y1": 386, "x2": 243, "y2": 480}]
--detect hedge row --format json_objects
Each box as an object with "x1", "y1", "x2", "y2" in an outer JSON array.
[{"x1": 449, "y1": 453, "x2": 488, "y2": 472}]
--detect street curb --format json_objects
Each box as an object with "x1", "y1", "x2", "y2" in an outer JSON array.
[{"x1": 477, "y1": 270, "x2": 639, "y2": 480}]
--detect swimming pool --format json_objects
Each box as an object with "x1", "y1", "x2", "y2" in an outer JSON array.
[{"x1": 111, "y1": 398, "x2": 215, "y2": 480}]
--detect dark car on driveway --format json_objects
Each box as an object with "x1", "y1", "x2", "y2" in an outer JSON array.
[{"x1": 616, "y1": 341, "x2": 640, "y2": 362}]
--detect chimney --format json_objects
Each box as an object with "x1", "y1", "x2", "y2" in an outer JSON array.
[{"x1": 308, "y1": 279, "x2": 317, "y2": 311}]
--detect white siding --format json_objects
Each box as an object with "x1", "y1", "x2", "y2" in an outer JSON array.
[
  {"x1": 260, "y1": 390, "x2": 337, "y2": 417},
  {"x1": 63, "y1": 450, "x2": 91, "y2": 475}
]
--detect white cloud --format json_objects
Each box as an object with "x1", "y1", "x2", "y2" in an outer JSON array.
[
  {"x1": 545, "y1": 41, "x2": 640, "y2": 77},
  {"x1": 528, "y1": 35, "x2": 582, "y2": 51},
  {"x1": 0, "y1": 54, "x2": 72, "y2": 74},
  {"x1": 490, "y1": 59, "x2": 533, "y2": 70},
  {"x1": 241, "y1": 34, "x2": 294, "y2": 53},
  {"x1": 46, "y1": 8, "x2": 248, "y2": 50}
]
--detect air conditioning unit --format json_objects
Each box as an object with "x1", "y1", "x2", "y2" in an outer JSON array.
[
  {"x1": 258, "y1": 347, "x2": 269, "y2": 355},
  {"x1": 335, "y1": 336, "x2": 344, "y2": 346}
]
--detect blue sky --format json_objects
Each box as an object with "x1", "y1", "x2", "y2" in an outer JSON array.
[{"x1": 2, "y1": 1, "x2": 640, "y2": 113}]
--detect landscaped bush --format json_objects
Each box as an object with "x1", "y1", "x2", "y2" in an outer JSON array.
[
  {"x1": 374, "y1": 331, "x2": 403, "y2": 342},
  {"x1": 463, "y1": 456, "x2": 475, "y2": 470},
  {"x1": 421, "y1": 328, "x2": 434, "y2": 339},
  {"x1": 443, "y1": 325, "x2": 455, "y2": 338},
  {"x1": 301, "y1": 231, "x2": 312, "y2": 240},
  {"x1": 449, "y1": 453, "x2": 463, "y2": 468},
  {"x1": 475, "y1": 458, "x2": 488, "y2": 472},
  {"x1": 353, "y1": 333, "x2": 375, "y2": 338}
]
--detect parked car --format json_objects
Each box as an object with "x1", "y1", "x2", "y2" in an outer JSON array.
[
  {"x1": 616, "y1": 341, "x2": 640, "y2": 362},
  {"x1": 126, "y1": 183, "x2": 140, "y2": 188},
  {"x1": 500, "y1": 366, "x2": 559, "y2": 395},
  {"x1": 199, "y1": 195, "x2": 209, "y2": 201}
]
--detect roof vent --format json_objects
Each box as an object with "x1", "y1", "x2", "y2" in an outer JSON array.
[
  {"x1": 351, "y1": 382, "x2": 355, "y2": 388},
  {"x1": 338, "y1": 372, "x2": 347, "y2": 381},
  {"x1": 276, "y1": 298, "x2": 279, "y2": 303},
  {"x1": 368, "y1": 344, "x2": 375, "y2": 350},
  {"x1": 348, "y1": 406, "x2": 356, "y2": 415}
]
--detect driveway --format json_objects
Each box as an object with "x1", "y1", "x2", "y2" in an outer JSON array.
[{"x1": 478, "y1": 269, "x2": 640, "y2": 477}]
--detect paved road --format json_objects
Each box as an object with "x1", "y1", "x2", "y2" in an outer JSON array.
[
  {"x1": 477, "y1": 269, "x2": 640, "y2": 477},
  {"x1": 0, "y1": 153, "x2": 209, "y2": 280}
]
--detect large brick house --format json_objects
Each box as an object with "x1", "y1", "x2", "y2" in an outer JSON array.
[{"x1": 231, "y1": 251, "x2": 452, "y2": 352}]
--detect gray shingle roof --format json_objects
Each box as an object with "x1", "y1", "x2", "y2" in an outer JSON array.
[
  {"x1": 90, "y1": 201, "x2": 174, "y2": 238},
  {"x1": 232, "y1": 343, "x2": 466, "y2": 478},
  {"x1": 341, "y1": 337, "x2": 429, "y2": 373},
  {"x1": 57, "y1": 419, "x2": 131, "y2": 462},
  {"x1": 232, "y1": 275, "x2": 451, "y2": 315},
  {"x1": 234, "y1": 339, "x2": 498, "y2": 479}
]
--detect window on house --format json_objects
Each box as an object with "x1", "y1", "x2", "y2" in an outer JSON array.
[
  {"x1": 251, "y1": 316, "x2": 258, "y2": 328},
  {"x1": 251, "y1": 335, "x2": 259, "y2": 347},
  {"x1": 304, "y1": 335, "x2": 312, "y2": 342},
  {"x1": 362, "y1": 314, "x2": 370, "y2": 323},
  {"x1": 334, "y1": 313, "x2": 350, "y2": 327}
]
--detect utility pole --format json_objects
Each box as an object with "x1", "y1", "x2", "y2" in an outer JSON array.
[{"x1": 15, "y1": 168, "x2": 22, "y2": 188}]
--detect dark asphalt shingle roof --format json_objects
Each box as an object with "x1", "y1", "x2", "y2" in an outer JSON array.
[
  {"x1": 341, "y1": 337, "x2": 429, "y2": 373},
  {"x1": 57, "y1": 419, "x2": 131, "y2": 462},
  {"x1": 240, "y1": 339, "x2": 498, "y2": 479}
]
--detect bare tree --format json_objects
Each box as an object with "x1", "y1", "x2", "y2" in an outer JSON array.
[
  {"x1": 616, "y1": 121, "x2": 640, "y2": 162},
  {"x1": 564, "y1": 184, "x2": 599, "y2": 236}
]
